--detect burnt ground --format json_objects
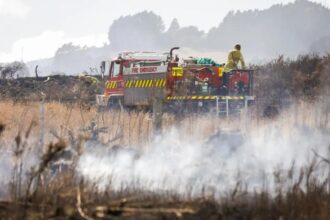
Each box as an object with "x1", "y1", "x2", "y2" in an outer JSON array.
[{"x1": 0, "y1": 75, "x2": 104, "y2": 103}]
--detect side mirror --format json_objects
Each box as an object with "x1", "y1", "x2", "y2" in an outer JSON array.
[{"x1": 100, "y1": 61, "x2": 106, "y2": 74}]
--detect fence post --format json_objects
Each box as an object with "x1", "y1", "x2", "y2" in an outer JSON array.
[
  {"x1": 153, "y1": 98, "x2": 163, "y2": 136},
  {"x1": 226, "y1": 97, "x2": 229, "y2": 118}
]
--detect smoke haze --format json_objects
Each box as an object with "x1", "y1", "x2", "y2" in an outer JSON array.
[
  {"x1": 24, "y1": 0, "x2": 330, "y2": 75},
  {"x1": 78, "y1": 103, "x2": 330, "y2": 196}
]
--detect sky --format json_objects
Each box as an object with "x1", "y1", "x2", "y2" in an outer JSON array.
[{"x1": 0, "y1": 0, "x2": 329, "y2": 62}]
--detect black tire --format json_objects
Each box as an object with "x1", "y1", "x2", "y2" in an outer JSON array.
[
  {"x1": 107, "y1": 96, "x2": 124, "y2": 111},
  {"x1": 263, "y1": 105, "x2": 279, "y2": 118}
]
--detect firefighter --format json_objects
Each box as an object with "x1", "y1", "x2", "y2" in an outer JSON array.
[
  {"x1": 78, "y1": 74, "x2": 100, "y2": 106},
  {"x1": 223, "y1": 44, "x2": 246, "y2": 72},
  {"x1": 221, "y1": 44, "x2": 246, "y2": 94},
  {"x1": 79, "y1": 73, "x2": 99, "y2": 87}
]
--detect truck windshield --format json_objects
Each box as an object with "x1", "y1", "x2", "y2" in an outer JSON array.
[{"x1": 112, "y1": 62, "x2": 120, "y2": 77}]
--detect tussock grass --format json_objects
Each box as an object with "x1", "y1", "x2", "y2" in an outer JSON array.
[{"x1": 0, "y1": 97, "x2": 329, "y2": 219}]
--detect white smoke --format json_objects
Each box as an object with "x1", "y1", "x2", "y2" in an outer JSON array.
[
  {"x1": 1, "y1": 103, "x2": 329, "y2": 199},
  {"x1": 0, "y1": 140, "x2": 40, "y2": 199},
  {"x1": 78, "y1": 105, "x2": 330, "y2": 196},
  {"x1": 0, "y1": 147, "x2": 13, "y2": 198}
]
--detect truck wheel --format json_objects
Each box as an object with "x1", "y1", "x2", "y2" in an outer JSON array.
[
  {"x1": 171, "y1": 100, "x2": 186, "y2": 116},
  {"x1": 263, "y1": 105, "x2": 279, "y2": 118},
  {"x1": 107, "y1": 97, "x2": 123, "y2": 111}
]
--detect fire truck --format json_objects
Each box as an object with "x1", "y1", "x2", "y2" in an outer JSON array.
[{"x1": 96, "y1": 47, "x2": 254, "y2": 116}]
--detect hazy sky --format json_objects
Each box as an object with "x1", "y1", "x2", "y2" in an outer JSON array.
[{"x1": 0, "y1": 0, "x2": 329, "y2": 62}]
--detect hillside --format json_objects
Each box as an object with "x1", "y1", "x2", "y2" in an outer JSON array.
[
  {"x1": 207, "y1": 0, "x2": 330, "y2": 59},
  {"x1": 26, "y1": 0, "x2": 330, "y2": 75}
]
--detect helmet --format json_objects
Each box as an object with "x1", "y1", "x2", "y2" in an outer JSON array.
[{"x1": 235, "y1": 44, "x2": 241, "y2": 50}]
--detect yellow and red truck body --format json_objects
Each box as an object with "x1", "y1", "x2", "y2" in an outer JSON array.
[{"x1": 96, "y1": 49, "x2": 254, "y2": 114}]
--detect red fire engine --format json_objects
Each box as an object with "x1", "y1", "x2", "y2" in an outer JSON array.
[{"x1": 96, "y1": 47, "x2": 254, "y2": 115}]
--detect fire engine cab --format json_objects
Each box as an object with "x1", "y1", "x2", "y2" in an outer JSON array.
[{"x1": 96, "y1": 47, "x2": 254, "y2": 115}]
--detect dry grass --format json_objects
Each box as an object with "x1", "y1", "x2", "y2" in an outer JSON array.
[
  {"x1": 1, "y1": 54, "x2": 330, "y2": 218},
  {"x1": 0, "y1": 101, "x2": 243, "y2": 150},
  {"x1": 0, "y1": 98, "x2": 330, "y2": 219},
  {"x1": 0, "y1": 101, "x2": 154, "y2": 149}
]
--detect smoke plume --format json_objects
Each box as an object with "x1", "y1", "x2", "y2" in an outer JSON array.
[{"x1": 78, "y1": 103, "x2": 330, "y2": 196}]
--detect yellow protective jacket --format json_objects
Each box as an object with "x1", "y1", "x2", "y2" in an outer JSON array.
[
  {"x1": 79, "y1": 75, "x2": 99, "y2": 87},
  {"x1": 223, "y1": 49, "x2": 246, "y2": 72}
]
